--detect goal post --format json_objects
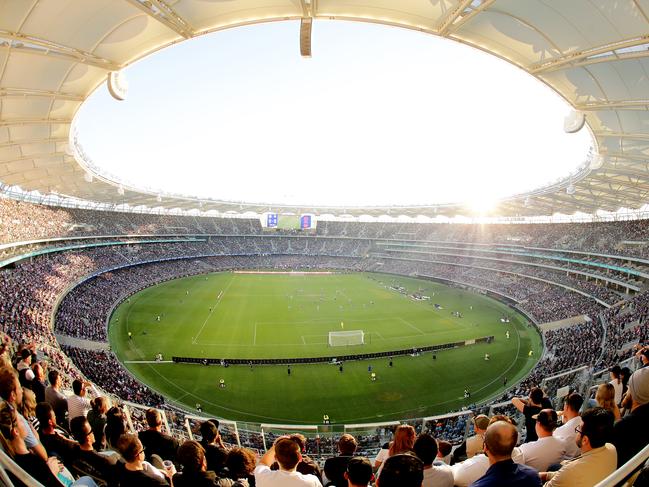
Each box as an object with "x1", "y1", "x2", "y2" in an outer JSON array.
[{"x1": 328, "y1": 330, "x2": 365, "y2": 347}]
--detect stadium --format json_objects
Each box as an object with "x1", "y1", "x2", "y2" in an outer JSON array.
[{"x1": 0, "y1": 1, "x2": 648, "y2": 486}]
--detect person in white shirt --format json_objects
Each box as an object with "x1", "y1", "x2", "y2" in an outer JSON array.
[
  {"x1": 609, "y1": 365, "x2": 624, "y2": 405},
  {"x1": 254, "y1": 437, "x2": 321, "y2": 487},
  {"x1": 67, "y1": 379, "x2": 98, "y2": 421},
  {"x1": 554, "y1": 393, "x2": 583, "y2": 460},
  {"x1": 519, "y1": 409, "x2": 566, "y2": 472},
  {"x1": 413, "y1": 433, "x2": 453, "y2": 487}
]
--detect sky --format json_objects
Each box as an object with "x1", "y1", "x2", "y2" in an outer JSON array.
[{"x1": 75, "y1": 20, "x2": 593, "y2": 208}]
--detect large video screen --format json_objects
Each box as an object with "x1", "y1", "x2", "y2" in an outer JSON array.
[{"x1": 262, "y1": 213, "x2": 316, "y2": 230}]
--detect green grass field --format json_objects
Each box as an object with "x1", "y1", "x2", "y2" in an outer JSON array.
[{"x1": 109, "y1": 272, "x2": 542, "y2": 424}]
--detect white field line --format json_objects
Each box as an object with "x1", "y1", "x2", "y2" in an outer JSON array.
[
  {"x1": 253, "y1": 322, "x2": 257, "y2": 345},
  {"x1": 398, "y1": 317, "x2": 426, "y2": 335},
  {"x1": 192, "y1": 276, "x2": 234, "y2": 344}
]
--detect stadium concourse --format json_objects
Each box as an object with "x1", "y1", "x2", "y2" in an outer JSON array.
[{"x1": 0, "y1": 198, "x2": 647, "y2": 486}]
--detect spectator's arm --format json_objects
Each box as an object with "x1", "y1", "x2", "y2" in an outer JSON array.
[
  {"x1": 512, "y1": 397, "x2": 526, "y2": 412},
  {"x1": 260, "y1": 446, "x2": 275, "y2": 467}
]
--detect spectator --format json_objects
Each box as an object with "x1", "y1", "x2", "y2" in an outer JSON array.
[
  {"x1": 225, "y1": 447, "x2": 257, "y2": 486},
  {"x1": 87, "y1": 396, "x2": 110, "y2": 451},
  {"x1": 612, "y1": 367, "x2": 649, "y2": 467},
  {"x1": 172, "y1": 440, "x2": 230, "y2": 486},
  {"x1": 376, "y1": 453, "x2": 424, "y2": 487},
  {"x1": 412, "y1": 433, "x2": 453, "y2": 487},
  {"x1": 68, "y1": 379, "x2": 98, "y2": 421},
  {"x1": 470, "y1": 421, "x2": 541, "y2": 487},
  {"x1": 324, "y1": 433, "x2": 357, "y2": 487},
  {"x1": 0, "y1": 402, "x2": 73, "y2": 487},
  {"x1": 344, "y1": 457, "x2": 374, "y2": 487},
  {"x1": 541, "y1": 407, "x2": 616, "y2": 486},
  {"x1": 270, "y1": 433, "x2": 321, "y2": 483},
  {"x1": 36, "y1": 402, "x2": 78, "y2": 467},
  {"x1": 609, "y1": 365, "x2": 623, "y2": 406},
  {"x1": 45, "y1": 370, "x2": 68, "y2": 429},
  {"x1": 31, "y1": 362, "x2": 47, "y2": 403},
  {"x1": 254, "y1": 437, "x2": 320, "y2": 486},
  {"x1": 554, "y1": 393, "x2": 583, "y2": 460},
  {"x1": 519, "y1": 409, "x2": 566, "y2": 472},
  {"x1": 467, "y1": 415, "x2": 490, "y2": 459},
  {"x1": 200, "y1": 419, "x2": 228, "y2": 475},
  {"x1": 105, "y1": 406, "x2": 129, "y2": 454},
  {"x1": 512, "y1": 388, "x2": 546, "y2": 443},
  {"x1": 138, "y1": 408, "x2": 180, "y2": 466},
  {"x1": 451, "y1": 415, "x2": 524, "y2": 487},
  {"x1": 595, "y1": 383, "x2": 621, "y2": 421},
  {"x1": 19, "y1": 387, "x2": 39, "y2": 432},
  {"x1": 69, "y1": 415, "x2": 117, "y2": 484},
  {"x1": 0, "y1": 366, "x2": 47, "y2": 461},
  {"x1": 116, "y1": 433, "x2": 172, "y2": 486}
]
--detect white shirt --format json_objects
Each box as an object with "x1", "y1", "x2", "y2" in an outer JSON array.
[
  {"x1": 519, "y1": 434, "x2": 567, "y2": 471},
  {"x1": 423, "y1": 463, "x2": 454, "y2": 487},
  {"x1": 254, "y1": 465, "x2": 321, "y2": 487},
  {"x1": 451, "y1": 448, "x2": 524, "y2": 487},
  {"x1": 610, "y1": 380, "x2": 623, "y2": 405},
  {"x1": 554, "y1": 415, "x2": 582, "y2": 460}
]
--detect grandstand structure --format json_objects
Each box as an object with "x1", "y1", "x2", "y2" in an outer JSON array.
[{"x1": 1, "y1": 1, "x2": 649, "y2": 486}]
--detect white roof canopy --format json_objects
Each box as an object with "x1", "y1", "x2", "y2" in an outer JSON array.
[{"x1": 2, "y1": 0, "x2": 649, "y2": 217}]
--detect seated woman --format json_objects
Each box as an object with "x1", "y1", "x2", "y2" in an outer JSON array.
[{"x1": 0, "y1": 402, "x2": 82, "y2": 487}]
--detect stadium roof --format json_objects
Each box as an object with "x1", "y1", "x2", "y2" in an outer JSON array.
[{"x1": 1, "y1": 0, "x2": 649, "y2": 218}]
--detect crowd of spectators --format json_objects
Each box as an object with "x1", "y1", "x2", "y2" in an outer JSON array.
[{"x1": 1, "y1": 197, "x2": 649, "y2": 484}]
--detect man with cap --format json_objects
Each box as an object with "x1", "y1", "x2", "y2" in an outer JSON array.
[
  {"x1": 612, "y1": 366, "x2": 649, "y2": 467},
  {"x1": 467, "y1": 414, "x2": 490, "y2": 458},
  {"x1": 540, "y1": 407, "x2": 616, "y2": 487},
  {"x1": 519, "y1": 409, "x2": 567, "y2": 472}
]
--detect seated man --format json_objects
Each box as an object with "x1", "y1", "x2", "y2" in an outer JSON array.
[
  {"x1": 254, "y1": 437, "x2": 321, "y2": 486},
  {"x1": 451, "y1": 415, "x2": 525, "y2": 487},
  {"x1": 324, "y1": 433, "x2": 357, "y2": 487},
  {"x1": 199, "y1": 419, "x2": 228, "y2": 475},
  {"x1": 376, "y1": 453, "x2": 424, "y2": 487},
  {"x1": 69, "y1": 415, "x2": 117, "y2": 485},
  {"x1": 471, "y1": 421, "x2": 541, "y2": 487},
  {"x1": 343, "y1": 457, "x2": 373, "y2": 487},
  {"x1": 467, "y1": 414, "x2": 490, "y2": 459},
  {"x1": 612, "y1": 366, "x2": 649, "y2": 467},
  {"x1": 519, "y1": 409, "x2": 567, "y2": 472},
  {"x1": 35, "y1": 402, "x2": 77, "y2": 466},
  {"x1": 541, "y1": 407, "x2": 616, "y2": 487},
  {"x1": 138, "y1": 408, "x2": 180, "y2": 465},
  {"x1": 554, "y1": 393, "x2": 583, "y2": 460},
  {"x1": 412, "y1": 433, "x2": 453, "y2": 487}
]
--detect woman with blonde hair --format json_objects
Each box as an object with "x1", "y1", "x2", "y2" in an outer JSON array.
[
  {"x1": 596, "y1": 383, "x2": 621, "y2": 420},
  {"x1": 19, "y1": 387, "x2": 39, "y2": 431},
  {"x1": 388, "y1": 424, "x2": 416, "y2": 456}
]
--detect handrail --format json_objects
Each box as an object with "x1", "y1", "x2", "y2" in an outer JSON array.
[
  {"x1": 0, "y1": 448, "x2": 44, "y2": 487},
  {"x1": 594, "y1": 443, "x2": 649, "y2": 487}
]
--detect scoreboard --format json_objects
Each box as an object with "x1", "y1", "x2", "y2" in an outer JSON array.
[{"x1": 262, "y1": 213, "x2": 316, "y2": 230}]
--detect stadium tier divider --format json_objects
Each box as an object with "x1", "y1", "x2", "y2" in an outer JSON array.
[{"x1": 171, "y1": 335, "x2": 494, "y2": 366}]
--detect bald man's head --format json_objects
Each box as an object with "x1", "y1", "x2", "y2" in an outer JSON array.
[{"x1": 484, "y1": 421, "x2": 518, "y2": 461}]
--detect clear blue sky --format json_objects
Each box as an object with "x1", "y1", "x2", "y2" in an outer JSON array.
[{"x1": 76, "y1": 20, "x2": 592, "y2": 208}]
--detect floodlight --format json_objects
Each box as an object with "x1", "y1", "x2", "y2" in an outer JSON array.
[
  {"x1": 566, "y1": 183, "x2": 576, "y2": 195},
  {"x1": 117, "y1": 185, "x2": 124, "y2": 195},
  {"x1": 589, "y1": 154, "x2": 605, "y2": 170},
  {"x1": 83, "y1": 172, "x2": 93, "y2": 183},
  {"x1": 564, "y1": 110, "x2": 586, "y2": 133},
  {"x1": 107, "y1": 71, "x2": 129, "y2": 101}
]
